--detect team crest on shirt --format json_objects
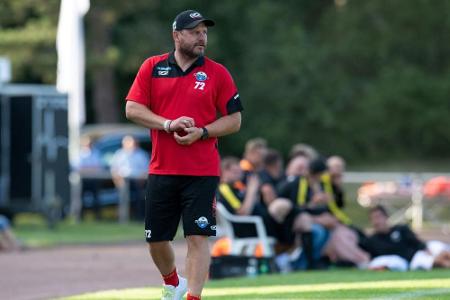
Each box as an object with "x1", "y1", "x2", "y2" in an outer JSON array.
[
  {"x1": 195, "y1": 216, "x2": 209, "y2": 229},
  {"x1": 194, "y1": 71, "x2": 208, "y2": 81},
  {"x1": 390, "y1": 230, "x2": 401, "y2": 242}
]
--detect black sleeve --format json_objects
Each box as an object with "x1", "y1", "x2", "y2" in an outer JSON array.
[
  {"x1": 277, "y1": 179, "x2": 296, "y2": 200},
  {"x1": 333, "y1": 184, "x2": 345, "y2": 208},
  {"x1": 358, "y1": 236, "x2": 376, "y2": 258},
  {"x1": 400, "y1": 225, "x2": 427, "y2": 250},
  {"x1": 258, "y1": 171, "x2": 272, "y2": 186}
]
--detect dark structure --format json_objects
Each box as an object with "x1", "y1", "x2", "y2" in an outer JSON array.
[{"x1": 0, "y1": 84, "x2": 69, "y2": 225}]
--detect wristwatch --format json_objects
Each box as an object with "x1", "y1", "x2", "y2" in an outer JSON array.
[{"x1": 200, "y1": 127, "x2": 209, "y2": 140}]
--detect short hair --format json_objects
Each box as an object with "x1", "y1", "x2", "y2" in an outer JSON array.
[
  {"x1": 327, "y1": 155, "x2": 346, "y2": 169},
  {"x1": 289, "y1": 143, "x2": 318, "y2": 160},
  {"x1": 369, "y1": 205, "x2": 389, "y2": 217},
  {"x1": 221, "y1": 156, "x2": 240, "y2": 171},
  {"x1": 244, "y1": 137, "x2": 267, "y2": 155},
  {"x1": 263, "y1": 149, "x2": 282, "y2": 167}
]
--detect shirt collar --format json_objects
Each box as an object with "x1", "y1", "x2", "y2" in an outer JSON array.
[{"x1": 168, "y1": 51, "x2": 205, "y2": 68}]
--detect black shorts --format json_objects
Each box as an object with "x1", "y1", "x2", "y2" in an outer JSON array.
[{"x1": 145, "y1": 175, "x2": 219, "y2": 242}]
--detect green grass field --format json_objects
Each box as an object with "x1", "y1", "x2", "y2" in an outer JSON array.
[
  {"x1": 14, "y1": 213, "x2": 144, "y2": 247},
  {"x1": 63, "y1": 269, "x2": 450, "y2": 300}
]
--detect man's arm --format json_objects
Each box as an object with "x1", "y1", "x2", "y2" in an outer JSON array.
[
  {"x1": 237, "y1": 174, "x2": 259, "y2": 215},
  {"x1": 125, "y1": 101, "x2": 195, "y2": 131},
  {"x1": 205, "y1": 112, "x2": 242, "y2": 137},
  {"x1": 174, "y1": 112, "x2": 241, "y2": 145}
]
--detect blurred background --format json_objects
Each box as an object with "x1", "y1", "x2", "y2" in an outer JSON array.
[{"x1": 0, "y1": 0, "x2": 449, "y2": 247}]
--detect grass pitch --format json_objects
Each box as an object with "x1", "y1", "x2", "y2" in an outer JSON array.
[{"x1": 62, "y1": 269, "x2": 450, "y2": 300}]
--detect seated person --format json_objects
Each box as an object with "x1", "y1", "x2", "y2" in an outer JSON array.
[
  {"x1": 327, "y1": 155, "x2": 346, "y2": 189},
  {"x1": 361, "y1": 205, "x2": 450, "y2": 270},
  {"x1": 73, "y1": 136, "x2": 105, "y2": 219},
  {"x1": 213, "y1": 156, "x2": 267, "y2": 257},
  {"x1": 239, "y1": 138, "x2": 268, "y2": 184},
  {"x1": 214, "y1": 157, "x2": 325, "y2": 265},
  {"x1": 270, "y1": 158, "x2": 369, "y2": 268},
  {"x1": 217, "y1": 156, "x2": 261, "y2": 238},
  {"x1": 259, "y1": 149, "x2": 285, "y2": 207},
  {"x1": 0, "y1": 215, "x2": 21, "y2": 252},
  {"x1": 110, "y1": 135, "x2": 149, "y2": 219},
  {"x1": 284, "y1": 154, "x2": 310, "y2": 180}
]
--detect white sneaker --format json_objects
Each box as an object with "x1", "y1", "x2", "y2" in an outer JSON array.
[{"x1": 161, "y1": 276, "x2": 187, "y2": 300}]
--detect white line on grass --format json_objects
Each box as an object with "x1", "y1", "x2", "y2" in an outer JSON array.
[{"x1": 371, "y1": 288, "x2": 450, "y2": 300}]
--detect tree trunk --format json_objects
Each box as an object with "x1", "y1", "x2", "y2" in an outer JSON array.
[{"x1": 87, "y1": 5, "x2": 120, "y2": 123}]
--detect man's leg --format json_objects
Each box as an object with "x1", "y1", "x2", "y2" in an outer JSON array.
[
  {"x1": 148, "y1": 241, "x2": 176, "y2": 275},
  {"x1": 185, "y1": 235, "x2": 210, "y2": 297}
]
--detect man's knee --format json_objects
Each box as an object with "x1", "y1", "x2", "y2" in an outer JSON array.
[
  {"x1": 268, "y1": 198, "x2": 293, "y2": 223},
  {"x1": 148, "y1": 240, "x2": 171, "y2": 253},
  {"x1": 293, "y1": 213, "x2": 313, "y2": 232},
  {"x1": 186, "y1": 235, "x2": 209, "y2": 250}
]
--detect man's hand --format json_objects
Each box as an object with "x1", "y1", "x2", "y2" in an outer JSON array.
[
  {"x1": 169, "y1": 116, "x2": 195, "y2": 132},
  {"x1": 310, "y1": 192, "x2": 330, "y2": 206},
  {"x1": 174, "y1": 127, "x2": 203, "y2": 145}
]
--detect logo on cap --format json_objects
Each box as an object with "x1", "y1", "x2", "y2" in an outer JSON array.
[{"x1": 189, "y1": 12, "x2": 202, "y2": 19}]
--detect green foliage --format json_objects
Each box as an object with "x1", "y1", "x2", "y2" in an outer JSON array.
[
  {"x1": 1, "y1": 0, "x2": 450, "y2": 162},
  {"x1": 0, "y1": 0, "x2": 59, "y2": 83}
]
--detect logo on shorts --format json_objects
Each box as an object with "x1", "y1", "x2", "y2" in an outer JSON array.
[
  {"x1": 210, "y1": 225, "x2": 217, "y2": 231},
  {"x1": 195, "y1": 216, "x2": 209, "y2": 229},
  {"x1": 195, "y1": 71, "x2": 207, "y2": 81},
  {"x1": 145, "y1": 230, "x2": 152, "y2": 238}
]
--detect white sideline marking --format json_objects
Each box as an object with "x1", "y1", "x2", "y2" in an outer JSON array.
[{"x1": 371, "y1": 288, "x2": 450, "y2": 300}]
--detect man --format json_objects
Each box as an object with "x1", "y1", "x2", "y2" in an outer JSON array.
[
  {"x1": 362, "y1": 205, "x2": 450, "y2": 270},
  {"x1": 218, "y1": 157, "x2": 260, "y2": 221},
  {"x1": 258, "y1": 149, "x2": 284, "y2": 207},
  {"x1": 270, "y1": 159, "x2": 368, "y2": 269},
  {"x1": 212, "y1": 157, "x2": 261, "y2": 257},
  {"x1": 0, "y1": 215, "x2": 21, "y2": 252},
  {"x1": 125, "y1": 10, "x2": 243, "y2": 300},
  {"x1": 326, "y1": 155, "x2": 346, "y2": 190},
  {"x1": 73, "y1": 136, "x2": 104, "y2": 219},
  {"x1": 240, "y1": 138, "x2": 267, "y2": 183},
  {"x1": 110, "y1": 135, "x2": 149, "y2": 220}
]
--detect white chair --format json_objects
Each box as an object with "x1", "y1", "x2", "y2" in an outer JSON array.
[{"x1": 216, "y1": 202, "x2": 276, "y2": 257}]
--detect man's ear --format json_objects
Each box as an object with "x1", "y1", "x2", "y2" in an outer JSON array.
[{"x1": 172, "y1": 31, "x2": 180, "y2": 43}]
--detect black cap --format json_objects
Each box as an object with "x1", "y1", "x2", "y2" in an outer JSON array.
[
  {"x1": 309, "y1": 158, "x2": 327, "y2": 175},
  {"x1": 172, "y1": 10, "x2": 215, "y2": 31}
]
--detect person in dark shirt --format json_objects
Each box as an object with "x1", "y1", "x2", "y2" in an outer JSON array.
[
  {"x1": 361, "y1": 205, "x2": 450, "y2": 270},
  {"x1": 218, "y1": 156, "x2": 295, "y2": 247},
  {"x1": 270, "y1": 158, "x2": 369, "y2": 268},
  {"x1": 361, "y1": 205, "x2": 425, "y2": 261},
  {"x1": 258, "y1": 149, "x2": 284, "y2": 207},
  {"x1": 217, "y1": 156, "x2": 261, "y2": 238}
]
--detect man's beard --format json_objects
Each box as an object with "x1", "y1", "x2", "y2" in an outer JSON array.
[{"x1": 179, "y1": 43, "x2": 205, "y2": 59}]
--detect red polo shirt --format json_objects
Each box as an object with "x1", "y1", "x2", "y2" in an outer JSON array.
[{"x1": 126, "y1": 52, "x2": 243, "y2": 176}]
